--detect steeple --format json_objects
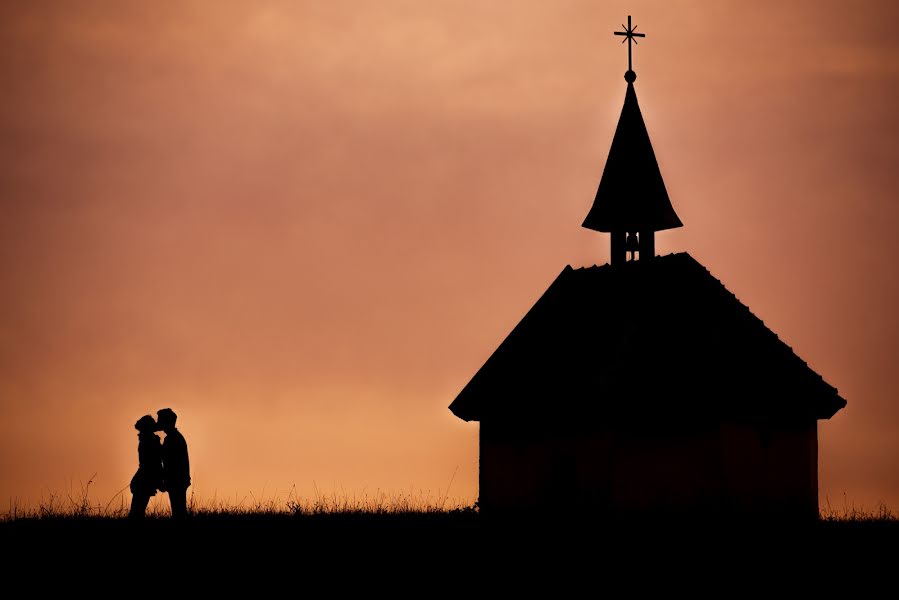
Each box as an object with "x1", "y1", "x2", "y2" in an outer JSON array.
[{"x1": 582, "y1": 16, "x2": 682, "y2": 265}]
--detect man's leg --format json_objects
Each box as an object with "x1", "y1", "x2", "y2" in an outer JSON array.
[{"x1": 169, "y1": 486, "x2": 188, "y2": 519}]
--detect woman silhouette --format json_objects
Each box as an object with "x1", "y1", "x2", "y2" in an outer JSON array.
[{"x1": 129, "y1": 415, "x2": 163, "y2": 519}]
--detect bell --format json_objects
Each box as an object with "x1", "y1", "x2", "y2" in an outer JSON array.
[{"x1": 625, "y1": 231, "x2": 639, "y2": 260}]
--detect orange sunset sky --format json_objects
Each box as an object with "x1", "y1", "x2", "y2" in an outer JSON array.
[{"x1": 1, "y1": 1, "x2": 897, "y2": 512}]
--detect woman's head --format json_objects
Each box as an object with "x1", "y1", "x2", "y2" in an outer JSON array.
[{"x1": 134, "y1": 415, "x2": 157, "y2": 433}]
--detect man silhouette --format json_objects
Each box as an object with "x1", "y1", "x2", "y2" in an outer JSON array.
[{"x1": 157, "y1": 408, "x2": 191, "y2": 519}]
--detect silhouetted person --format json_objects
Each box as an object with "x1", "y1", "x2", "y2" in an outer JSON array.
[
  {"x1": 129, "y1": 415, "x2": 162, "y2": 519},
  {"x1": 157, "y1": 408, "x2": 191, "y2": 519}
]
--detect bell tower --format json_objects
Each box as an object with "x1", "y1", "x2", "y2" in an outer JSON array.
[{"x1": 582, "y1": 16, "x2": 683, "y2": 265}]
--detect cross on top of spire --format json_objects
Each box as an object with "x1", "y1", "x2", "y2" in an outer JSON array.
[{"x1": 614, "y1": 15, "x2": 645, "y2": 82}]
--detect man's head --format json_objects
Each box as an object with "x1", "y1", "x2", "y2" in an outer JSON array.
[{"x1": 156, "y1": 408, "x2": 177, "y2": 431}]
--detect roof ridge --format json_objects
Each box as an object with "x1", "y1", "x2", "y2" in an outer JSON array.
[{"x1": 571, "y1": 251, "x2": 693, "y2": 272}]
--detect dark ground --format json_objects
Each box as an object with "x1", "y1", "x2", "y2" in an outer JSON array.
[{"x1": 2, "y1": 514, "x2": 897, "y2": 591}]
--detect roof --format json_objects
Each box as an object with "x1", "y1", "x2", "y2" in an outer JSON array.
[
  {"x1": 449, "y1": 253, "x2": 846, "y2": 423},
  {"x1": 582, "y1": 82, "x2": 683, "y2": 233}
]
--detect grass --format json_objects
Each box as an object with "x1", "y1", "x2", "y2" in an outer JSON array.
[
  {"x1": 4, "y1": 479, "x2": 896, "y2": 522},
  {"x1": 2, "y1": 486, "x2": 897, "y2": 585},
  {"x1": 4, "y1": 478, "x2": 476, "y2": 521},
  {"x1": 820, "y1": 492, "x2": 896, "y2": 522}
]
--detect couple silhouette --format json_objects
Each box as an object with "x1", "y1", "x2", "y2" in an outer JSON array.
[{"x1": 129, "y1": 408, "x2": 191, "y2": 519}]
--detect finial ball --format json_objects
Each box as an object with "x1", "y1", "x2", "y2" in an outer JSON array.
[{"x1": 624, "y1": 70, "x2": 637, "y2": 83}]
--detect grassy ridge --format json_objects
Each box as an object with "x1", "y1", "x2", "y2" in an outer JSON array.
[
  {"x1": 2, "y1": 508, "x2": 897, "y2": 591},
  {"x1": 4, "y1": 484, "x2": 897, "y2": 588}
]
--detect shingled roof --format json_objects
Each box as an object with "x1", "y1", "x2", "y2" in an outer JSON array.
[{"x1": 449, "y1": 253, "x2": 846, "y2": 423}]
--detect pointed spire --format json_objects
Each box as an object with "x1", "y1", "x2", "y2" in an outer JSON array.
[
  {"x1": 582, "y1": 16, "x2": 682, "y2": 265},
  {"x1": 581, "y1": 81, "x2": 682, "y2": 234}
]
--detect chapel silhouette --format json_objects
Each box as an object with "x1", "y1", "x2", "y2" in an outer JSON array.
[{"x1": 449, "y1": 17, "x2": 846, "y2": 519}]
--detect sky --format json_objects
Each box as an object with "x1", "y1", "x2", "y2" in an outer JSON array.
[{"x1": 1, "y1": 1, "x2": 897, "y2": 512}]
